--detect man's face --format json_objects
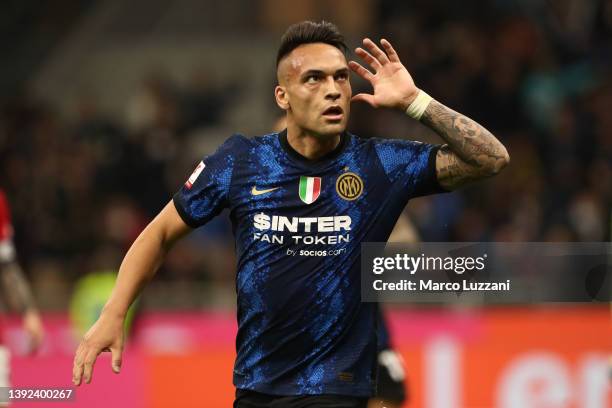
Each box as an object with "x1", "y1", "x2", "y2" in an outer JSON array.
[{"x1": 276, "y1": 43, "x2": 352, "y2": 137}]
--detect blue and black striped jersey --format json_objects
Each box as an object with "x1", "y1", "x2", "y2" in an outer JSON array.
[{"x1": 174, "y1": 129, "x2": 442, "y2": 397}]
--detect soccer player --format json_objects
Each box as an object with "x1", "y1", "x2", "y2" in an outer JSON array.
[
  {"x1": 72, "y1": 21, "x2": 509, "y2": 407},
  {"x1": 0, "y1": 189, "x2": 45, "y2": 399},
  {"x1": 273, "y1": 116, "x2": 410, "y2": 407}
]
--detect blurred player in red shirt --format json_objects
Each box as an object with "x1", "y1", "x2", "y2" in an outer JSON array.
[{"x1": 0, "y1": 189, "x2": 44, "y2": 397}]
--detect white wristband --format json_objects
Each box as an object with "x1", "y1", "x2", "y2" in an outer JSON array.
[{"x1": 405, "y1": 90, "x2": 433, "y2": 121}]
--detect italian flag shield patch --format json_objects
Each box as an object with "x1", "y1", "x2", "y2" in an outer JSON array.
[{"x1": 298, "y1": 176, "x2": 321, "y2": 204}]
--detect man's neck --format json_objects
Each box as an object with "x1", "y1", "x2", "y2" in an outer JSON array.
[{"x1": 286, "y1": 124, "x2": 341, "y2": 161}]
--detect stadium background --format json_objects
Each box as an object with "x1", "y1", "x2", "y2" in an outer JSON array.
[{"x1": 0, "y1": 0, "x2": 610, "y2": 406}]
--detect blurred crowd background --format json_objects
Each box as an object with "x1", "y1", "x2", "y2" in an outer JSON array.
[{"x1": 0, "y1": 0, "x2": 610, "y2": 311}]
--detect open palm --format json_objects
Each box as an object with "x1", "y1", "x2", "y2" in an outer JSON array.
[{"x1": 349, "y1": 38, "x2": 419, "y2": 110}]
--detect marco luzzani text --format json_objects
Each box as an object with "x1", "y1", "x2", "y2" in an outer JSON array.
[{"x1": 371, "y1": 254, "x2": 511, "y2": 292}]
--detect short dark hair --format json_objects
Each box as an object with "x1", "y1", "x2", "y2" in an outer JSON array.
[{"x1": 276, "y1": 21, "x2": 348, "y2": 67}]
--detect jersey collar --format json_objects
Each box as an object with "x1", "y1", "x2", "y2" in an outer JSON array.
[{"x1": 278, "y1": 129, "x2": 349, "y2": 168}]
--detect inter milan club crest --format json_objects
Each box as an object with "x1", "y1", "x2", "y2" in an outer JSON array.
[
  {"x1": 336, "y1": 172, "x2": 363, "y2": 201},
  {"x1": 298, "y1": 176, "x2": 321, "y2": 204}
]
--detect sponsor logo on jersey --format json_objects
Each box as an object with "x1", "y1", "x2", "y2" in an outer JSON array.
[
  {"x1": 185, "y1": 161, "x2": 205, "y2": 189},
  {"x1": 298, "y1": 176, "x2": 321, "y2": 204},
  {"x1": 336, "y1": 172, "x2": 363, "y2": 201},
  {"x1": 253, "y1": 213, "x2": 351, "y2": 232},
  {"x1": 252, "y1": 212, "x2": 352, "y2": 247},
  {"x1": 251, "y1": 186, "x2": 280, "y2": 196}
]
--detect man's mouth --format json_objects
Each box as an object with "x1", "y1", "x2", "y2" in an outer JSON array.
[{"x1": 322, "y1": 106, "x2": 344, "y2": 121}]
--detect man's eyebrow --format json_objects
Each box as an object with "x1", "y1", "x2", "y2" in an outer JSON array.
[
  {"x1": 301, "y1": 69, "x2": 324, "y2": 78},
  {"x1": 301, "y1": 68, "x2": 349, "y2": 78}
]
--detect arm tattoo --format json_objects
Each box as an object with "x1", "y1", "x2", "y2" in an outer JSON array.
[
  {"x1": 420, "y1": 99, "x2": 510, "y2": 190},
  {"x1": 0, "y1": 262, "x2": 37, "y2": 313}
]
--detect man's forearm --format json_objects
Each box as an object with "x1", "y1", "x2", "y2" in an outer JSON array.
[
  {"x1": 421, "y1": 99, "x2": 509, "y2": 178},
  {"x1": 103, "y1": 202, "x2": 190, "y2": 319},
  {"x1": 0, "y1": 262, "x2": 37, "y2": 313},
  {"x1": 102, "y1": 225, "x2": 171, "y2": 318}
]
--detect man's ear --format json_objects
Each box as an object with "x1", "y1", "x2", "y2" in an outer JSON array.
[{"x1": 275, "y1": 85, "x2": 290, "y2": 110}]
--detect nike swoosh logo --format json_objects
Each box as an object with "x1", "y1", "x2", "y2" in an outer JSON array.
[{"x1": 251, "y1": 186, "x2": 280, "y2": 196}]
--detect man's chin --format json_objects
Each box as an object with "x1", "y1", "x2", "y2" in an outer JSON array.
[{"x1": 315, "y1": 122, "x2": 347, "y2": 137}]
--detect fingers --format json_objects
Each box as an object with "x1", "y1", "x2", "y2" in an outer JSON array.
[
  {"x1": 348, "y1": 61, "x2": 374, "y2": 82},
  {"x1": 349, "y1": 59, "x2": 376, "y2": 107},
  {"x1": 351, "y1": 93, "x2": 376, "y2": 107},
  {"x1": 380, "y1": 38, "x2": 400, "y2": 63},
  {"x1": 82, "y1": 348, "x2": 99, "y2": 384},
  {"x1": 72, "y1": 344, "x2": 85, "y2": 386},
  {"x1": 362, "y1": 38, "x2": 390, "y2": 65},
  {"x1": 111, "y1": 346, "x2": 123, "y2": 374},
  {"x1": 355, "y1": 47, "x2": 381, "y2": 72},
  {"x1": 73, "y1": 341, "x2": 104, "y2": 385}
]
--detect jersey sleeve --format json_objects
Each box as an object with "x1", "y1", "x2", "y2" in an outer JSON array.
[
  {"x1": 173, "y1": 135, "x2": 243, "y2": 228},
  {"x1": 0, "y1": 191, "x2": 16, "y2": 263},
  {"x1": 374, "y1": 139, "x2": 446, "y2": 198}
]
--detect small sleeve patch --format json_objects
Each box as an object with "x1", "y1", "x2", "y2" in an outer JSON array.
[{"x1": 185, "y1": 161, "x2": 206, "y2": 189}]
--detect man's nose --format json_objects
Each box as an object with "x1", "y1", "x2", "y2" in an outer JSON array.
[{"x1": 324, "y1": 77, "x2": 341, "y2": 100}]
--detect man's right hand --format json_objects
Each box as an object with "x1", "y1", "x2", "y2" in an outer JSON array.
[
  {"x1": 72, "y1": 312, "x2": 125, "y2": 385},
  {"x1": 71, "y1": 201, "x2": 191, "y2": 386}
]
